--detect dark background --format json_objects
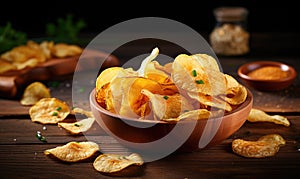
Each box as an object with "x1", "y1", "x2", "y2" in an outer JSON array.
[{"x1": 1, "y1": 0, "x2": 298, "y2": 38}]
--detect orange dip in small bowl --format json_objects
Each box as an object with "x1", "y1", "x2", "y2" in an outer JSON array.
[{"x1": 237, "y1": 61, "x2": 297, "y2": 91}]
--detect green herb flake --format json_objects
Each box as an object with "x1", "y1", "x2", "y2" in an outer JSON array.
[
  {"x1": 74, "y1": 123, "x2": 82, "y2": 127},
  {"x1": 163, "y1": 95, "x2": 169, "y2": 100},
  {"x1": 192, "y1": 70, "x2": 197, "y2": 77},
  {"x1": 195, "y1": 80, "x2": 204, "y2": 84},
  {"x1": 56, "y1": 106, "x2": 62, "y2": 111},
  {"x1": 79, "y1": 88, "x2": 85, "y2": 93},
  {"x1": 36, "y1": 132, "x2": 47, "y2": 143},
  {"x1": 52, "y1": 111, "x2": 58, "y2": 116}
]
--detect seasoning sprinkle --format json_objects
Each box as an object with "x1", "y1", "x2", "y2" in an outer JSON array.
[
  {"x1": 52, "y1": 111, "x2": 58, "y2": 116},
  {"x1": 56, "y1": 106, "x2": 62, "y2": 111},
  {"x1": 195, "y1": 80, "x2": 204, "y2": 84},
  {"x1": 163, "y1": 95, "x2": 169, "y2": 100},
  {"x1": 192, "y1": 70, "x2": 197, "y2": 77}
]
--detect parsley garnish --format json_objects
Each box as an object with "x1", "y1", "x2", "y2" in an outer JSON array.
[
  {"x1": 52, "y1": 112, "x2": 58, "y2": 116},
  {"x1": 74, "y1": 123, "x2": 82, "y2": 127},
  {"x1": 195, "y1": 80, "x2": 204, "y2": 84},
  {"x1": 36, "y1": 131, "x2": 47, "y2": 143},
  {"x1": 56, "y1": 106, "x2": 62, "y2": 111},
  {"x1": 192, "y1": 70, "x2": 197, "y2": 77},
  {"x1": 163, "y1": 95, "x2": 169, "y2": 100}
]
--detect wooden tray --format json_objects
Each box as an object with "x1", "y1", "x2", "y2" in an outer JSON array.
[{"x1": 0, "y1": 49, "x2": 119, "y2": 99}]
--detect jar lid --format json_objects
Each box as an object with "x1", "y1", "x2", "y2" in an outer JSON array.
[{"x1": 214, "y1": 7, "x2": 248, "y2": 22}]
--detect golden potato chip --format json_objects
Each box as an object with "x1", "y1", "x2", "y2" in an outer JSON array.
[
  {"x1": 192, "y1": 53, "x2": 221, "y2": 72},
  {"x1": 187, "y1": 92, "x2": 232, "y2": 111},
  {"x1": 29, "y1": 98, "x2": 70, "y2": 124},
  {"x1": 137, "y1": 47, "x2": 159, "y2": 77},
  {"x1": 141, "y1": 89, "x2": 193, "y2": 120},
  {"x1": 232, "y1": 134, "x2": 286, "y2": 158},
  {"x1": 172, "y1": 54, "x2": 226, "y2": 96},
  {"x1": 96, "y1": 67, "x2": 123, "y2": 91},
  {"x1": 0, "y1": 60, "x2": 17, "y2": 74},
  {"x1": 58, "y1": 117, "x2": 95, "y2": 134},
  {"x1": 39, "y1": 41, "x2": 54, "y2": 59},
  {"x1": 224, "y1": 74, "x2": 247, "y2": 105},
  {"x1": 247, "y1": 108, "x2": 290, "y2": 127},
  {"x1": 163, "y1": 109, "x2": 212, "y2": 122},
  {"x1": 20, "y1": 82, "x2": 51, "y2": 106},
  {"x1": 12, "y1": 58, "x2": 39, "y2": 70},
  {"x1": 153, "y1": 61, "x2": 173, "y2": 75},
  {"x1": 144, "y1": 61, "x2": 171, "y2": 84},
  {"x1": 44, "y1": 141, "x2": 99, "y2": 162},
  {"x1": 93, "y1": 153, "x2": 144, "y2": 173},
  {"x1": 72, "y1": 107, "x2": 94, "y2": 118},
  {"x1": 51, "y1": 43, "x2": 83, "y2": 58}
]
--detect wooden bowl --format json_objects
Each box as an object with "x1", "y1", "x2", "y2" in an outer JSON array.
[
  {"x1": 90, "y1": 88, "x2": 253, "y2": 154},
  {"x1": 237, "y1": 61, "x2": 297, "y2": 91}
]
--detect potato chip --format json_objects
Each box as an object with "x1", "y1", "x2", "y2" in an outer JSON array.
[
  {"x1": 232, "y1": 134, "x2": 285, "y2": 158},
  {"x1": 0, "y1": 60, "x2": 17, "y2": 74},
  {"x1": 172, "y1": 54, "x2": 226, "y2": 96},
  {"x1": 141, "y1": 89, "x2": 193, "y2": 120},
  {"x1": 29, "y1": 97, "x2": 70, "y2": 124},
  {"x1": 153, "y1": 61, "x2": 173, "y2": 75},
  {"x1": 247, "y1": 108, "x2": 290, "y2": 127},
  {"x1": 93, "y1": 153, "x2": 144, "y2": 173},
  {"x1": 20, "y1": 82, "x2": 51, "y2": 105},
  {"x1": 44, "y1": 141, "x2": 99, "y2": 162},
  {"x1": 192, "y1": 53, "x2": 221, "y2": 72},
  {"x1": 224, "y1": 74, "x2": 247, "y2": 105},
  {"x1": 12, "y1": 58, "x2": 39, "y2": 70},
  {"x1": 58, "y1": 117, "x2": 95, "y2": 134},
  {"x1": 137, "y1": 47, "x2": 159, "y2": 77},
  {"x1": 162, "y1": 109, "x2": 211, "y2": 122},
  {"x1": 51, "y1": 43, "x2": 83, "y2": 58},
  {"x1": 187, "y1": 92, "x2": 232, "y2": 111},
  {"x1": 72, "y1": 107, "x2": 94, "y2": 118},
  {"x1": 96, "y1": 67, "x2": 123, "y2": 91}
]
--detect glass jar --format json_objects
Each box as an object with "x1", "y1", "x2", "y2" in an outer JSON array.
[{"x1": 209, "y1": 7, "x2": 250, "y2": 56}]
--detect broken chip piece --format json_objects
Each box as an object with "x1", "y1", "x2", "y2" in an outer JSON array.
[
  {"x1": 44, "y1": 141, "x2": 99, "y2": 162},
  {"x1": 232, "y1": 134, "x2": 286, "y2": 158},
  {"x1": 58, "y1": 117, "x2": 95, "y2": 134},
  {"x1": 93, "y1": 153, "x2": 144, "y2": 173},
  {"x1": 29, "y1": 97, "x2": 70, "y2": 124},
  {"x1": 247, "y1": 108, "x2": 290, "y2": 127},
  {"x1": 20, "y1": 82, "x2": 51, "y2": 106}
]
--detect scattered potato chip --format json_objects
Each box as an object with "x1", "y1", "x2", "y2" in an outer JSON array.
[
  {"x1": 29, "y1": 97, "x2": 70, "y2": 124},
  {"x1": 44, "y1": 141, "x2": 99, "y2": 162},
  {"x1": 58, "y1": 117, "x2": 95, "y2": 134},
  {"x1": 232, "y1": 134, "x2": 286, "y2": 158},
  {"x1": 20, "y1": 82, "x2": 51, "y2": 105},
  {"x1": 247, "y1": 108, "x2": 290, "y2": 127},
  {"x1": 93, "y1": 153, "x2": 144, "y2": 173}
]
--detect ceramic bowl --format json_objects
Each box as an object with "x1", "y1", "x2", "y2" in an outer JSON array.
[
  {"x1": 90, "y1": 88, "x2": 253, "y2": 154},
  {"x1": 237, "y1": 61, "x2": 297, "y2": 91}
]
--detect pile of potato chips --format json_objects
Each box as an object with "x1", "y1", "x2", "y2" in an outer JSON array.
[
  {"x1": 95, "y1": 47, "x2": 247, "y2": 121},
  {"x1": 0, "y1": 40, "x2": 82, "y2": 74}
]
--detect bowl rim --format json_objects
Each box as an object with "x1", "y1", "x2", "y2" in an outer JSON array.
[
  {"x1": 237, "y1": 61, "x2": 297, "y2": 82},
  {"x1": 90, "y1": 88, "x2": 253, "y2": 124}
]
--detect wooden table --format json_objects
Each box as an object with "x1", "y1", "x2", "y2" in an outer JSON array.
[{"x1": 1, "y1": 32, "x2": 300, "y2": 178}]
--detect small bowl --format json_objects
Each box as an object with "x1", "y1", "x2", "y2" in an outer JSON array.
[
  {"x1": 90, "y1": 88, "x2": 253, "y2": 155},
  {"x1": 237, "y1": 61, "x2": 297, "y2": 91}
]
